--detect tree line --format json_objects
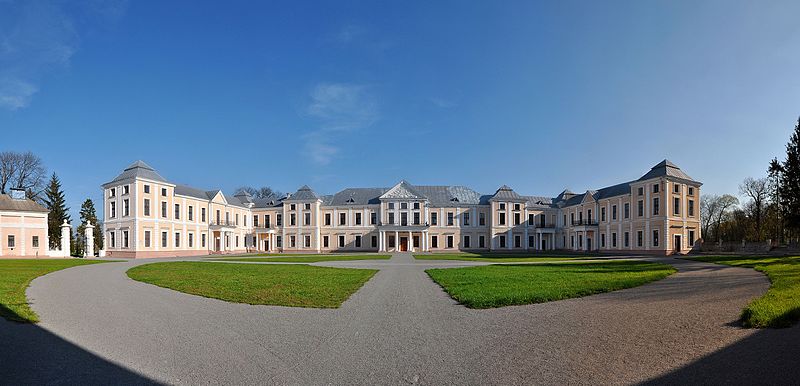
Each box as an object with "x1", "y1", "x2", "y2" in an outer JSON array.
[
  {"x1": 702, "y1": 118, "x2": 800, "y2": 245},
  {"x1": 0, "y1": 151, "x2": 102, "y2": 256}
]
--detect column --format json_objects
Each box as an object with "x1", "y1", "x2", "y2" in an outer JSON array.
[
  {"x1": 379, "y1": 231, "x2": 384, "y2": 252},
  {"x1": 408, "y1": 231, "x2": 413, "y2": 252},
  {"x1": 395, "y1": 231, "x2": 399, "y2": 251}
]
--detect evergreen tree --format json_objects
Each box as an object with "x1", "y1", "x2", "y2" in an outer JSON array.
[
  {"x1": 780, "y1": 117, "x2": 800, "y2": 239},
  {"x1": 42, "y1": 173, "x2": 70, "y2": 250},
  {"x1": 76, "y1": 199, "x2": 102, "y2": 256}
]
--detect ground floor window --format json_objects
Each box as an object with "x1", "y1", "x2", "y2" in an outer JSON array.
[
  {"x1": 7, "y1": 235, "x2": 14, "y2": 248},
  {"x1": 110, "y1": 232, "x2": 116, "y2": 248},
  {"x1": 499, "y1": 235, "x2": 506, "y2": 248},
  {"x1": 447, "y1": 235, "x2": 454, "y2": 248},
  {"x1": 514, "y1": 235, "x2": 521, "y2": 248},
  {"x1": 529, "y1": 236, "x2": 534, "y2": 248},
  {"x1": 290, "y1": 236, "x2": 296, "y2": 248},
  {"x1": 144, "y1": 231, "x2": 151, "y2": 248},
  {"x1": 189, "y1": 233, "x2": 194, "y2": 248},
  {"x1": 371, "y1": 235, "x2": 377, "y2": 248},
  {"x1": 624, "y1": 232, "x2": 630, "y2": 248},
  {"x1": 413, "y1": 236, "x2": 419, "y2": 248},
  {"x1": 637, "y1": 231, "x2": 643, "y2": 247},
  {"x1": 161, "y1": 232, "x2": 167, "y2": 248},
  {"x1": 32, "y1": 236, "x2": 39, "y2": 248},
  {"x1": 431, "y1": 235, "x2": 438, "y2": 249},
  {"x1": 463, "y1": 235, "x2": 470, "y2": 248},
  {"x1": 305, "y1": 235, "x2": 311, "y2": 248},
  {"x1": 202, "y1": 234, "x2": 207, "y2": 248},
  {"x1": 323, "y1": 236, "x2": 329, "y2": 248},
  {"x1": 689, "y1": 230, "x2": 695, "y2": 247},
  {"x1": 479, "y1": 235, "x2": 485, "y2": 248},
  {"x1": 652, "y1": 230, "x2": 659, "y2": 247},
  {"x1": 601, "y1": 233, "x2": 606, "y2": 248},
  {"x1": 388, "y1": 235, "x2": 395, "y2": 248},
  {"x1": 578, "y1": 235, "x2": 583, "y2": 249},
  {"x1": 236, "y1": 236, "x2": 240, "y2": 248},
  {"x1": 174, "y1": 232, "x2": 180, "y2": 248},
  {"x1": 570, "y1": 236, "x2": 574, "y2": 248},
  {"x1": 123, "y1": 231, "x2": 129, "y2": 248},
  {"x1": 276, "y1": 236, "x2": 282, "y2": 248},
  {"x1": 339, "y1": 235, "x2": 345, "y2": 248},
  {"x1": 612, "y1": 232, "x2": 617, "y2": 248},
  {"x1": 355, "y1": 235, "x2": 362, "y2": 248}
]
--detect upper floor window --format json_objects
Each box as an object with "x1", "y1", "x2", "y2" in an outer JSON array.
[
  {"x1": 401, "y1": 202, "x2": 408, "y2": 210},
  {"x1": 123, "y1": 199, "x2": 129, "y2": 217},
  {"x1": 637, "y1": 200, "x2": 644, "y2": 217},
  {"x1": 653, "y1": 198, "x2": 659, "y2": 216},
  {"x1": 188, "y1": 206, "x2": 194, "y2": 221},
  {"x1": 110, "y1": 201, "x2": 116, "y2": 218},
  {"x1": 388, "y1": 203, "x2": 395, "y2": 209},
  {"x1": 413, "y1": 202, "x2": 420, "y2": 210},
  {"x1": 290, "y1": 213, "x2": 296, "y2": 226},
  {"x1": 601, "y1": 207, "x2": 606, "y2": 222},
  {"x1": 688, "y1": 187, "x2": 694, "y2": 196},
  {"x1": 290, "y1": 204, "x2": 296, "y2": 211},
  {"x1": 302, "y1": 212, "x2": 310, "y2": 225},
  {"x1": 356, "y1": 212, "x2": 362, "y2": 225},
  {"x1": 413, "y1": 212, "x2": 420, "y2": 225},
  {"x1": 388, "y1": 212, "x2": 395, "y2": 224},
  {"x1": 431, "y1": 212, "x2": 438, "y2": 226},
  {"x1": 479, "y1": 212, "x2": 486, "y2": 226},
  {"x1": 144, "y1": 199, "x2": 150, "y2": 216},
  {"x1": 673, "y1": 184, "x2": 680, "y2": 193},
  {"x1": 447, "y1": 212, "x2": 454, "y2": 226},
  {"x1": 528, "y1": 213, "x2": 535, "y2": 224},
  {"x1": 514, "y1": 212, "x2": 521, "y2": 225},
  {"x1": 463, "y1": 212, "x2": 469, "y2": 226},
  {"x1": 499, "y1": 203, "x2": 506, "y2": 210},
  {"x1": 514, "y1": 203, "x2": 520, "y2": 211},
  {"x1": 673, "y1": 197, "x2": 681, "y2": 215},
  {"x1": 624, "y1": 203, "x2": 630, "y2": 219},
  {"x1": 653, "y1": 184, "x2": 659, "y2": 193},
  {"x1": 499, "y1": 212, "x2": 506, "y2": 226},
  {"x1": 612, "y1": 205, "x2": 618, "y2": 220},
  {"x1": 161, "y1": 188, "x2": 167, "y2": 196},
  {"x1": 370, "y1": 212, "x2": 377, "y2": 225},
  {"x1": 109, "y1": 188, "x2": 116, "y2": 198},
  {"x1": 253, "y1": 215, "x2": 259, "y2": 227},
  {"x1": 201, "y1": 208, "x2": 206, "y2": 222},
  {"x1": 162, "y1": 202, "x2": 167, "y2": 218},
  {"x1": 688, "y1": 199, "x2": 695, "y2": 217},
  {"x1": 276, "y1": 214, "x2": 282, "y2": 226},
  {"x1": 144, "y1": 185, "x2": 150, "y2": 194},
  {"x1": 123, "y1": 185, "x2": 129, "y2": 195},
  {"x1": 638, "y1": 187, "x2": 644, "y2": 196},
  {"x1": 174, "y1": 204, "x2": 180, "y2": 220},
  {"x1": 325, "y1": 213, "x2": 331, "y2": 226},
  {"x1": 304, "y1": 203, "x2": 311, "y2": 210},
  {"x1": 339, "y1": 212, "x2": 346, "y2": 226}
]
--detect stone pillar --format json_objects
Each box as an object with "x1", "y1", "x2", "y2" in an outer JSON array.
[
  {"x1": 408, "y1": 231, "x2": 413, "y2": 252},
  {"x1": 60, "y1": 220, "x2": 71, "y2": 257},
  {"x1": 84, "y1": 221, "x2": 95, "y2": 258}
]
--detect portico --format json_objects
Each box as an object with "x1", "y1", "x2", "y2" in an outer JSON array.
[{"x1": 378, "y1": 226, "x2": 429, "y2": 252}]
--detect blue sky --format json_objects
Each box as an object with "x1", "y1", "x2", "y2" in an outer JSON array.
[{"x1": 2, "y1": 0, "x2": 799, "y2": 222}]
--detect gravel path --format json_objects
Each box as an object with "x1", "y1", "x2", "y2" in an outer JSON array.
[{"x1": 3, "y1": 253, "x2": 798, "y2": 384}]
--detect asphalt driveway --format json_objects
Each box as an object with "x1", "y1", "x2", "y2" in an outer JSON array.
[{"x1": 3, "y1": 253, "x2": 798, "y2": 384}]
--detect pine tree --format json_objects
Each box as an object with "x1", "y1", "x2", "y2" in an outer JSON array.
[
  {"x1": 76, "y1": 199, "x2": 102, "y2": 256},
  {"x1": 780, "y1": 117, "x2": 800, "y2": 240},
  {"x1": 42, "y1": 173, "x2": 70, "y2": 250}
]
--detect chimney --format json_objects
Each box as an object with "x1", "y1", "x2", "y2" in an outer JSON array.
[{"x1": 9, "y1": 188, "x2": 26, "y2": 200}]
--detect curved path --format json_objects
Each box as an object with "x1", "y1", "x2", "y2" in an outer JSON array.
[{"x1": 10, "y1": 253, "x2": 800, "y2": 384}]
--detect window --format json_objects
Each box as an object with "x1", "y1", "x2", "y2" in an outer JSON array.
[
  {"x1": 499, "y1": 213, "x2": 506, "y2": 225},
  {"x1": 637, "y1": 231, "x2": 643, "y2": 247},
  {"x1": 464, "y1": 235, "x2": 471, "y2": 248},
  {"x1": 388, "y1": 235, "x2": 395, "y2": 248},
  {"x1": 161, "y1": 188, "x2": 167, "y2": 196},
  {"x1": 624, "y1": 203, "x2": 630, "y2": 219},
  {"x1": 587, "y1": 209, "x2": 592, "y2": 222},
  {"x1": 673, "y1": 197, "x2": 681, "y2": 215},
  {"x1": 323, "y1": 236, "x2": 329, "y2": 248},
  {"x1": 236, "y1": 214, "x2": 240, "y2": 226},
  {"x1": 499, "y1": 203, "x2": 506, "y2": 210},
  {"x1": 388, "y1": 203, "x2": 395, "y2": 209},
  {"x1": 304, "y1": 203, "x2": 311, "y2": 211},
  {"x1": 109, "y1": 188, "x2": 116, "y2": 197},
  {"x1": 355, "y1": 235, "x2": 362, "y2": 248},
  {"x1": 339, "y1": 213, "x2": 346, "y2": 226},
  {"x1": 431, "y1": 236, "x2": 438, "y2": 248},
  {"x1": 500, "y1": 235, "x2": 507, "y2": 248},
  {"x1": 110, "y1": 201, "x2": 116, "y2": 218},
  {"x1": 276, "y1": 214, "x2": 282, "y2": 226},
  {"x1": 265, "y1": 214, "x2": 271, "y2": 228},
  {"x1": 612, "y1": 232, "x2": 617, "y2": 248},
  {"x1": 624, "y1": 232, "x2": 630, "y2": 247},
  {"x1": 529, "y1": 235, "x2": 535, "y2": 248},
  {"x1": 7, "y1": 235, "x2": 14, "y2": 248},
  {"x1": 304, "y1": 235, "x2": 311, "y2": 248},
  {"x1": 371, "y1": 236, "x2": 377, "y2": 248},
  {"x1": 447, "y1": 212, "x2": 454, "y2": 226},
  {"x1": 109, "y1": 232, "x2": 116, "y2": 248},
  {"x1": 174, "y1": 204, "x2": 180, "y2": 220},
  {"x1": 290, "y1": 236, "x2": 296, "y2": 248},
  {"x1": 325, "y1": 213, "x2": 331, "y2": 226},
  {"x1": 653, "y1": 184, "x2": 659, "y2": 193},
  {"x1": 674, "y1": 184, "x2": 680, "y2": 193},
  {"x1": 514, "y1": 203, "x2": 521, "y2": 211},
  {"x1": 370, "y1": 212, "x2": 377, "y2": 225},
  {"x1": 653, "y1": 198, "x2": 660, "y2": 216},
  {"x1": 413, "y1": 236, "x2": 420, "y2": 248},
  {"x1": 401, "y1": 212, "x2": 408, "y2": 226},
  {"x1": 447, "y1": 235, "x2": 454, "y2": 248},
  {"x1": 463, "y1": 212, "x2": 470, "y2": 226},
  {"x1": 601, "y1": 207, "x2": 606, "y2": 222},
  {"x1": 123, "y1": 185, "x2": 129, "y2": 195},
  {"x1": 638, "y1": 187, "x2": 644, "y2": 196},
  {"x1": 123, "y1": 199, "x2": 129, "y2": 216},
  {"x1": 637, "y1": 200, "x2": 644, "y2": 217},
  {"x1": 304, "y1": 212, "x2": 311, "y2": 226},
  {"x1": 479, "y1": 235, "x2": 485, "y2": 248},
  {"x1": 689, "y1": 230, "x2": 696, "y2": 246},
  {"x1": 339, "y1": 235, "x2": 345, "y2": 247},
  {"x1": 355, "y1": 212, "x2": 362, "y2": 225},
  {"x1": 688, "y1": 187, "x2": 694, "y2": 196},
  {"x1": 161, "y1": 202, "x2": 167, "y2": 218},
  {"x1": 123, "y1": 231, "x2": 129, "y2": 248},
  {"x1": 202, "y1": 234, "x2": 207, "y2": 248},
  {"x1": 201, "y1": 208, "x2": 206, "y2": 222},
  {"x1": 612, "y1": 205, "x2": 618, "y2": 220},
  {"x1": 276, "y1": 236, "x2": 282, "y2": 248},
  {"x1": 528, "y1": 214, "x2": 535, "y2": 225},
  {"x1": 162, "y1": 232, "x2": 167, "y2": 248},
  {"x1": 653, "y1": 230, "x2": 659, "y2": 247},
  {"x1": 399, "y1": 202, "x2": 407, "y2": 210},
  {"x1": 290, "y1": 213, "x2": 296, "y2": 226},
  {"x1": 413, "y1": 212, "x2": 420, "y2": 225},
  {"x1": 290, "y1": 204, "x2": 296, "y2": 211},
  {"x1": 514, "y1": 235, "x2": 521, "y2": 248},
  {"x1": 688, "y1": 200, "x2": 695, "y2": 217},
  {"x1": 144, "y1": 231, "x2": 151, "y2": 248},
  {"x1": 32, "y1": 235, "x2": 39, "y2": 248},
  {"x1": 189, "y1": 233, "x2": 194, "y2": 248},
  {"x1": 174, "y1": 232, "x2": 180, "y2": 248},
  {"x1": 144, "y1": 185, "x2": 150, "y2": 194},
  {"x1": 514, "y1": 213, "x2": 521, "y2": 225},
  {"x1": 413, "y1": 202, "x2": 420, "y2": 210},
  {"x1": 479, "y1": 212, "x2": 486, "y2": 226},
  {"x1": 144, "y1": 199, "x2": 150, "y2": 216},
  {"x1": 253, "y1": 215, "x2": 259, "y2": 227},
  {"x1": 431, "y1": 212, "x2": 438, "y2": 226},
  {"x1": 388, "y1": 212, "x2": 395, "y2": 224}
]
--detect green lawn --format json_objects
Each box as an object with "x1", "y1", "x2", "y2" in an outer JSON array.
[
  {"x1": 414, "y1": 252, "x2": 587, "y2": 263},
  {"x1": 214, "y1": 254, "x2": 391, "y2": 263},
  {"x1": 127, "y1": 262, "x2": 378, "y2": 308},
  {"x1": 0, "y1": 259, "x2": 113, "y2": 323},
  {"x1": 688, "y1": 255, "x2": 800, "y2": 328},
  {"x1": 426, "y1": 261, "x2": 676, "y2": 309}
]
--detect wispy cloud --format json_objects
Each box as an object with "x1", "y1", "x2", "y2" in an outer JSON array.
[
  {"x1": 0, "y1": 0, "x2": 126, "y2": 110},
  {"x1": 302, "y1": 83, "x2": 379, "y2": 166}
]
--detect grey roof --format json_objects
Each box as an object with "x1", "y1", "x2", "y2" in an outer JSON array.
[
  {"x1": 638, "y1": 159, "x2": 698, "y2": 183},
  {"x1": 555, "y1": 189, "x2": 575, "y2": 202},
  {"x1": 327, "y1": 188, "x2": 387, "y2": 206},
  {"x1": 286, "y1": 185, "x2": 320, "y2": 201},
  {"x1": 594, "y1": 181, "x2": 632, "y2": 200},
  {"x1": 174, "y1": 185, "x2": 212, "y2": 200},
  {"x1": 414, "y1": 185, "x2": 483, "y2": 207},
  {"x1": 523, "y1": 195, "x2": 556, "y2": 209},
  {"x1": 223, "y1": 194, "x2": 248, "y2": 208},
  {"x1": 380, "y1": 181, "x2": 428, "y2": 200},
  {"x1": 234, "y1": 190, "x2": 254, "y2": 204},
  {"x1": 106, "y1": 160, "x2": 168, "y2": 186},
  {"x1": 489, "y1": 185, "x2": 525, "y2": 202},
  {"x1": 252, "y1": 196, "x2": 285, "y2": 208},
  {"x1": 0, "y1": 194, "x2": 48, "y2": 212}
]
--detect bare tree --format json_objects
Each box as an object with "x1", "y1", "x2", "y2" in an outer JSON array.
[
  {"x1": 700, "y1": 194, "x2": 719, "y2": 239},
  {"x1": 739, "y1": 177, "x2": 770, "y2": 240},
  {"x1": 235, "y1": 186, "x2": 283, "y2": 199},
  {"x1": 0, "y1": 151, "x2": 46, "y2": 198},
  {"x1": 701, "y1": 194, "x2": 739, "y2": 241}
]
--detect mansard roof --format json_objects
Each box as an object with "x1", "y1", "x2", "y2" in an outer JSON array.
[
  {"x1": 286, "y1": 185, "x2": 320, "y2": 201},
  {"x1": 105, "y1": 160, "x2": 168, "y2": 186},
  {"x1": 328, "y1": 188, "x2": 388, "y2": 206},
  {"x1": 175, "y1": 184, "x2": 212, "y2": 200},
  {"x1": 380, "y1": 181, "x2": 427, "y2": 200},
  {"x1": 489, "y1": 185, "x2": 525, "y2": 202},
  {"x1": 234, "y1": 190, "x2": 254, "y2": 204},
  {"x1": 638, "y1": 159, "x2": 699, "y2": 184},
  {"x1": 252, "y1": 195, "x2": 285, "y2": 208},
  {"x1": 523, "y1": 196, "x2": 556, "y2": 209},
  {"x1": 413, "y1": 185, "x2": 484, "y2": 207}
]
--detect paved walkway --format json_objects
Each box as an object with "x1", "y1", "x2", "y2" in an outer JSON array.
[{"x1": 3, "y1": 253, "x2": 799, "y2": 384}]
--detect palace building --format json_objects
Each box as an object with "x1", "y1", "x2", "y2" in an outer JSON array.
[{"x1": 101, "y1": 160, "x2": 702, "y2": 258}]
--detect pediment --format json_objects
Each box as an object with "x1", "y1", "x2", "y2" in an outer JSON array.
[{"x1": 380, "y1": 181, "x2": 427, "y2": 200}]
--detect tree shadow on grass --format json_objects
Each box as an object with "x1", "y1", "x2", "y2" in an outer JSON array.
[
  {"x1": 0, "y1": 304, "x2": 161, "y2": 385},
  {"x1": 640, "y1": 325, "x2": 800, "y2": 385}
]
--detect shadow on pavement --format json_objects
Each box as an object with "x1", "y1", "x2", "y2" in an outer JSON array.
[
  {"x1": 641, "y1": 325, "x2": 800, "y2": 385},
  {"x1": 0, "y1": 304, "x2": 160, "y2": 385}
]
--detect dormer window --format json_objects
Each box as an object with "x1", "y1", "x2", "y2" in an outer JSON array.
[
  {"x1": 346, "y1": 198, "x2": 355, "y2": 203},
  {"x1": 450, "y1": 197, "x2": 459, "y2": 203}
]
